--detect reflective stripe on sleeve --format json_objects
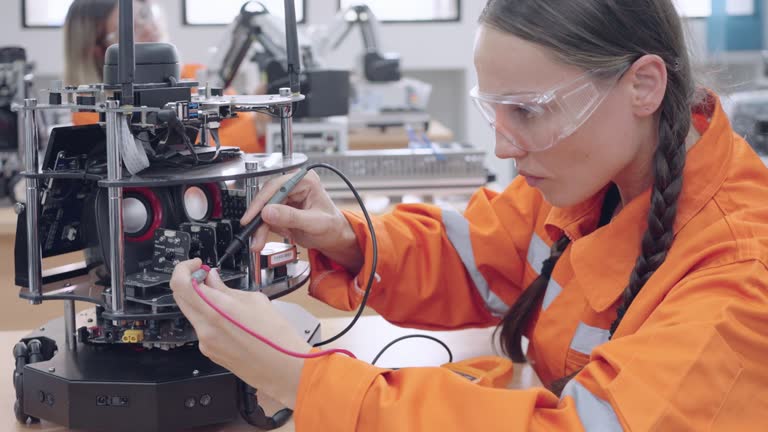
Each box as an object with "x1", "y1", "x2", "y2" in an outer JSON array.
[
  {"x1": 527, "y1": 232, "x2": 549, "y2": 274},
  {"x1": 528, "y1": 233, "x2": 564, "y2": 311},
  {"x1": 561, "y1": 379, "x2": 624, "y2": 431},
  {"x1": 570, "y1": 322, "x2": 611, "y2": 355},
  {"x1": 441, "y1": 208, "x2": 508, "y2": 317},
  {"x1": 541, "y1": 278, "x2": 562, "y2": 311}
]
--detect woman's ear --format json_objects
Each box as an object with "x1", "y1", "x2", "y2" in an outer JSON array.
[{"x1": 625, "y1": 54, "x2": 668, "y2": 117}]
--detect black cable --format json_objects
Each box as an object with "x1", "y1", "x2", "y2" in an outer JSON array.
[
  {"x1": 303, "y1": 163, "x2": 377, "y2": 347},
  {"x1": 371, "y1": 335, "x2": 453, "y2": 366},
  {"x1": 302, "y1": 163, "x2": 452, "y2": 364},
  {"x1": 179, "y1": 123, "x2": 199, "y2": 164},
  {"x1": 198, "y1": 128, "x2": 222, "y2": 163},
  {"x1": 133, "y1": 130, "x2": 164, "y2": 144}
]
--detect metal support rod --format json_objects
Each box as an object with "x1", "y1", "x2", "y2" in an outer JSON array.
[
  {"x1": 283, "y1": 0, "x2": 301, "y2": 94},
  {"x1": 245, "y1": 161, "x2": 261, "y2": 289},
  {"x1": 15, "y1": 61, "x2": 27, "y2": 166},
  {"x1": 106, "y1": 100, "x2": 125, "y2": 316},
  {"x1": 22, "y1": 99, "x2": 42, "y2": 304},
  {"x1": 118, "y1": 0, "x2": 135, "y2": 105},
  {"x1": 279, "y1": 107, "x2": 293, "y2": 159},
  {"x1": 64, "y1": 300, "x2": 76, "y2": 351},
  {"x1": 200, "y1": 113, "x2": 209, "y2": 147},
  {"x1": 278, "y1": 88, "x2": 294, "y2": 159}
]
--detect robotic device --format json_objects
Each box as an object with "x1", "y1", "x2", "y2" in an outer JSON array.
[
  {"x1": 11, "y1": 1, "x2": 317, "y2": 430},
  {"x1": 209, "y1": 1, "x2": 431, "y2": 130}
]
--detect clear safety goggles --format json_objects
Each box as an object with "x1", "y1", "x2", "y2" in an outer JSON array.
[{"x1": 470, "y1": 67, "x2": 627, "y2": 152}]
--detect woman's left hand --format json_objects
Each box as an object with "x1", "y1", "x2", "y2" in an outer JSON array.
[{"x1": 170, "y1": 259, "x2": 311, "y2": 409}]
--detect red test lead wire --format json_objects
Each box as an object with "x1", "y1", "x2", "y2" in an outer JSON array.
[{"x1": 190, "y1": 265, "x2": 357, "y2": 360}]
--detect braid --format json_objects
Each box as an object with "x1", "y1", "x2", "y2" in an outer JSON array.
[
  {"x1": 496, "y1": 235, "x2": 571, "y2": 362},
  {"x1": 543, "y1": 106, "x2": 689, "y2": 395},
  {"x1": 609, "y1": 96, "x2": 690, "y2": 337},
  {"x1": 496, "y1": 185, "x2": 620, "y2": 363}
]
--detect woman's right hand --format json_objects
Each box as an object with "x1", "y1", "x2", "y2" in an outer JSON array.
[{"x1": 241, "y1": 170, "x2": 364, "y2": 274}]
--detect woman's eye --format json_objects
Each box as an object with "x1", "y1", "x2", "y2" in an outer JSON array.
[
  {"x1": 501, "y1": 105, "x2": 538, "y2": 121},
  {"x1": 518, "y1": 106, "x2": 536, "y2": 118}
]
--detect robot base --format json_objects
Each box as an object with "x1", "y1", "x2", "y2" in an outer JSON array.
[{"x1": 13, "y1": 302, "x2": 321, "y2": 432}]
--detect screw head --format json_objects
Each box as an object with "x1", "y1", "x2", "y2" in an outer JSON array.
[
  {"x1": 192, "y1": 370, "x2": 200, "y2": 377},
  {"x1": 48, "y1": 367, "x2": 55, "y2": 373},
  {"x1": 304, "y1": 329, "x2": 310, "y2": 334},
  {"x1": 39, "y1": 327, "x2": 45, "y2": 331},
  {"x1": 184, "y1": 397, "x2": 196, "y2": 409}
]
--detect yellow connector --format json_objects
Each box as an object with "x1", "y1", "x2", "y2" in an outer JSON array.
[{"x1": 121, "y1": 330, "x2": 145, "y2": 343}]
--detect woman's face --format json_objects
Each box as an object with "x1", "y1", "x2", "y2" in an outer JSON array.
[
  {"x1": 473, "y1": 25, "x2": 645, "y2": 208},
  {"x1": 104, "y1": 0, "x2": 165, "y2": 45}
]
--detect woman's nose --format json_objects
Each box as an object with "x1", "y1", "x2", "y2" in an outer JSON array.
[{"x1": 494, "y1": 130, "x2": 528, "y2": 159}]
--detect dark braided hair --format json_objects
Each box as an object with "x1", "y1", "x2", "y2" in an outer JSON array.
[
  {"x1": 480, "y1": 0, "x2": 696, "y2": 393},
  {"x1": 495, "y1": 185, "x2": 620, "y2": 361},
  {"x1": 609, "y1": 100, "x2": 689, "y2": 336},
  {"x1": 496, "y1": 235, "x2": 572, "y2": 363}
]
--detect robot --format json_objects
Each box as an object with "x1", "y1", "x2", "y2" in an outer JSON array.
[{"x1": 11, "y1": 1, "x2": 318, "y2": 430}]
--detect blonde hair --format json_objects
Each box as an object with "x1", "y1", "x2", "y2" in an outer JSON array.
[{"x1": 63, "y1": 0, "x2": 118, "y2": 86}]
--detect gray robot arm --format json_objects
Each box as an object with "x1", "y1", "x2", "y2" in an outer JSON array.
[{"x1": 212, "y1": 1, "x2": 291, "y2": 89}]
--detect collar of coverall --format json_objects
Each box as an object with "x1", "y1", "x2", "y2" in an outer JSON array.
[{"x1": 542, "y1": 91, "x2": 731, "y2": 312}]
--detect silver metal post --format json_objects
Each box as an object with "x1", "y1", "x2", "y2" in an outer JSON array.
[
  {"x1": 200, "y1": 113, "x2": 209, "y2": 147},
  {"x1": 245, "y1": 161, "x2": 261, "y2": 289},
  {"x1": 15, "y1": 61, "x2": 27, "y2": 166},
  {"x1": 22, "y1": 99, "x2": 42, "y2": 304},
  {"x1": 279, "y1": 88, "x2": 293, "y2": 159},
  {"x1": 64, "y1": 300, "x2": 76, "y2": 351},
  {"x1": 106, "y1": 100, "x2": 125, "y2": 316}
]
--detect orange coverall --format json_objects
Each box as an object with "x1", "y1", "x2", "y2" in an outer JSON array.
[
  {"x1": 71, "y1": 64, "x2": 264, "y2": 153},
  {"x1": 297, "y1": 94, "x2": 768, "y2": 430}
]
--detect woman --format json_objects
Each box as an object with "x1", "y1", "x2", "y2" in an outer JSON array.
[
  {"x1": 171, "y1": 0, "x2": 768, "y2": 430},
  {"x1": 63, "y1": 0, "x2": 265, "y2": 153}
]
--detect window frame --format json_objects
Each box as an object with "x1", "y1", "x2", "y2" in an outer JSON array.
[
  {"x1": 181, "y1": 0, "x2": 308, "y2": 26},
  {"x1": 21, "y1": 0, "x2": 73, "y2": 29},
  {"x1": 336, "y1": 0, "x2": 461, "y2": 24},
  {"x1": 674, "y1": 0, "x2": 758, "y2": 19}
]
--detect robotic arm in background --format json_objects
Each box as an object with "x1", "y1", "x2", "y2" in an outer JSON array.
[
  {"x1": 210, "y1": 1, "x2": 400, "y2": 91},
  {"x1": 209, "y1": 1, "x2": 432, "y2": 126},
  {"x1": 313, "y1": 4, "x2": 401, "y2": 83},
  {"x1": 211, "y1": 1, "x2": 291, "y2": 89},
  {"x1": 210, "y1": 1, "x2": 352, "y2": 119}
]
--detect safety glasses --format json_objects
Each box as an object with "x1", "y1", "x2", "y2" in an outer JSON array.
[{"x1": 470, "y1": 66, "x2": 627, "y2": 152}]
